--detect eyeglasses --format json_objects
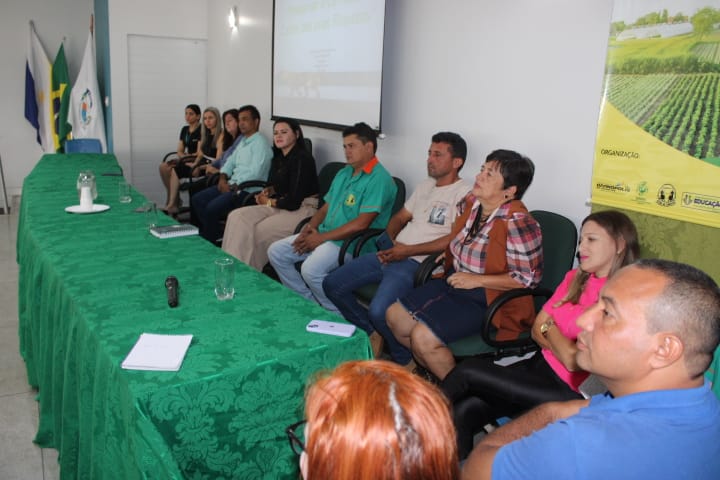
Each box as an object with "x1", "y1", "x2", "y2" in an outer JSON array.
[{"x1": 285, "y1": 420, "x2": 307, "y2": 455}]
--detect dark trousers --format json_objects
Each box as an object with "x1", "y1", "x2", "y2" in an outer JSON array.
[
  {"x1": 441, "y1": 352, "x2": 582, "y2": 459},
  {"x1": 192, "y1": 186, "x2": 252, "y2": 242}
]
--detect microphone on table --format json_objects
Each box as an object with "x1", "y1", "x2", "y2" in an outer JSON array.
[{"x1": 165, "y1": 276, "x2": 179, "y2": 308}]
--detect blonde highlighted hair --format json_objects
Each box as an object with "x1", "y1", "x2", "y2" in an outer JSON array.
[{"x1": 303, "y1": 360, "x2": 459, "y2": 480}]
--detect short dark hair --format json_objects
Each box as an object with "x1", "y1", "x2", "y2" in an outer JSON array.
[
  {"x1": 636, "y1": 259, "x2": 720, "y2": 377},
  {"x1": 432, "y1": 132, "x2": 467, "y2": 171},
  {"x1": 485, "y1": 149, "x2": 535, "y2": 200},
  {"x1": 342, "y1": 122, "x2": 378, "y2": 153},
  {"x1": 238, "y1": 104, "x2": 261, "y2": 121},
  {"x1": 186, "y1": 104, "x2": 201, "y2": 115}
]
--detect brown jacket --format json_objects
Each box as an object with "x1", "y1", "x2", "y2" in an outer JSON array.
[{"x1": 444, "y1": 197, "x2": 538, "y2": 341}]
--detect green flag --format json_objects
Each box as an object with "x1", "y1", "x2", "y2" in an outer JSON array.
[{"x1": 51, "y1": 43, "x2": 71, "y2": 152}]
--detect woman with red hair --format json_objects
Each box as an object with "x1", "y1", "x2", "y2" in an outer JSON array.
[{"x1": 286, "y1": 360, "x2": 459, "y2": 480}]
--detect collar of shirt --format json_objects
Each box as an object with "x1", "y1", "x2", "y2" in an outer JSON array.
[{"x1": 361, "y1": 156, "x2": 379, "y2": 174}]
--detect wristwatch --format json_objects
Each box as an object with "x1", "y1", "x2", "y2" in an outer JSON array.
[{"x1": 540, "y1": 319, "x2": 556, "y2": 338}]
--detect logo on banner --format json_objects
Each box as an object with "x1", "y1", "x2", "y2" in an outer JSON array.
[
  {"x1": 79, "y1": 88, "x2": 94, "y2": 126},
  {"x1": 682, "y1": 192, "x2": 720, "y2": 213},
  {"x1": 596, "y1": 182, "x2": 631, "y2": 194},
  {"x1": 656, "y1": 184, "x2": 676, "y2": 207}
]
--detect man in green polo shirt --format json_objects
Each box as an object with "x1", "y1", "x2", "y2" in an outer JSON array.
[{"x1": 267, "y1": 122, "x2": 397, "y2": 314}]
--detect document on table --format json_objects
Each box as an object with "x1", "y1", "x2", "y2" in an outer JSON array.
[{"x1": 121, "y1": 333, "x2": 193, "y2": 371}]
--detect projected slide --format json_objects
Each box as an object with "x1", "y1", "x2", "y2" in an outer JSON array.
[{"x1": 273, "y1": 0, "x2": 386, "y2": 129}]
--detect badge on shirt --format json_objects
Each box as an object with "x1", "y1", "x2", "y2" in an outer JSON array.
[{"x1": 345, "y1": 193, "x2": 356, "y2": 206}]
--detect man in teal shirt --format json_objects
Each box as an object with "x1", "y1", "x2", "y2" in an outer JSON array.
[
  {"x1": 268, "y1": 122, "x2": 397, "y2": 314},
  {"x1": 192, "y1": 105, "x2": 272, "y2": 241}
]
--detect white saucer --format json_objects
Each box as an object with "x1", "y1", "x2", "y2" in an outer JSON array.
[{"x1": 65, "y1": 204, "x2": 111, "y2": 214}]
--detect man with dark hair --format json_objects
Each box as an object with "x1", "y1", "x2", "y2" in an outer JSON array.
[
  {"x1": 192, "y1": 104, "x2": 273, "y2": 241},
  {"x1": 267, "y1": 122, "x2": 397, "y2": 313},
  {"x1": 323, "y1": 132, "x2": 470, "y2": 360},
  {"x1": 462, "y1": 259, "x2": 720, "y2": 480}
]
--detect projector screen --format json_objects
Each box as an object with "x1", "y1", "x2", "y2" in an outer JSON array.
[{"x1": 272, "y1": 0, "x2": 386, "y2": 130}]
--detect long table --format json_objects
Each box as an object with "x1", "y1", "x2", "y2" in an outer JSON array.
[{"x1": 17, "y1": 154, "x2": 370, "y2": 478}]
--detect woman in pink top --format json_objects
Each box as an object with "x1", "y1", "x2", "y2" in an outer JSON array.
[{"x1": 440, "y1": 210, "x2": 639, "y2": 459}]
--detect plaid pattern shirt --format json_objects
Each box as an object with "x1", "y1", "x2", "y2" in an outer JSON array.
[{"x1": 449, "y1": 199, "x2": 543, "y2": 288}]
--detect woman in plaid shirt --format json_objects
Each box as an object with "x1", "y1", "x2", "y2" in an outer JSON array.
[{"x1": 386, "y1": 150, "x2": 542, "y2": 381}]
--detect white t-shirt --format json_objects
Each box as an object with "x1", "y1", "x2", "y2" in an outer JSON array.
[{"x1": 395, "y1": 177, "x2": 471, "y2": 262}]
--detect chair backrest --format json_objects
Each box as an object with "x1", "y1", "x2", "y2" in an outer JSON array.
[
  {"x1": 65, "y1": 138, "x2": 103, "y2": 154},
  {"x1": 530, "y1": 210, "x2": 578, "y2": 301},
  {"x1": 391, "y1": 177, "x2": 406, "y2": 215},
  {"x1": 316, "y1": 162, "x2": 346, "y2": 208},
  {"x1": 303, "y1": 137, "x2": 313, "y2": 154}
]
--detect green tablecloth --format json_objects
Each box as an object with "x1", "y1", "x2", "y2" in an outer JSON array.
[{"x1": 17, "y1": 154, "x2": 370, "y2": 479}]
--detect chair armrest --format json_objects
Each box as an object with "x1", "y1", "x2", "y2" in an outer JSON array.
[
  {"x1": 235, "y1": 180, "x2": 269, "y2": 192},
  {"x1": 294, "y1": 216, "x2": 312, "y2": 234},
  {"x1": 335, "y1": 228, "x2": 385, "y2": 266},
  {"x1": 481, "y1": 286, "x2": 554, "y2": 350},
  {"x1": 413, "y1": 252, "x2": 443, "y2": 287}
]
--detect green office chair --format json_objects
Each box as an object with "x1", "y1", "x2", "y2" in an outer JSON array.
[{"x1": 414, "y1": 209, "x2": 578, "y2": 359}]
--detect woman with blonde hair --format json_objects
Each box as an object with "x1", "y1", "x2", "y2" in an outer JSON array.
[
  {"x1": 164, "y1": 106, "x2": 223, "y2": 214},
  {"x1": 287, "y1": 360, "x2": 459, "y2": 480}
]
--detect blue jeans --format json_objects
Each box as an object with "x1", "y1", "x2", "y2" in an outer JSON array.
[
  {"x1": 192, "y1": 186, "x2": 251, "y2": 242},
  {"x1": 267, "y1": 234, "x2": 347, "y2": 314},
  {"x1": 323, "y1": 254, "x2": 419, "y2": 364}
]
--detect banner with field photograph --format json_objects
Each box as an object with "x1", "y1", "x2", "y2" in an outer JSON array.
[{"x1": 592, "y1": 0, "x2": 720, "y2": 228}]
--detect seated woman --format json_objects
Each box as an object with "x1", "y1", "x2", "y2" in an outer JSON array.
[
  {"x1": 386, "y1": 150, "x2": 542, "y2": 381},
  {"x1": 164, "y1": 106, "x2": 222, "y2": 214},
  {"x1": 290, "y1": 360, "x2": 459, "y2": 480},
  {"x1": 441, "y1": 210, "x2": 639, "y2": 459},
  {"x1": 159, "y1": 104, "x2": 201, "y2": 212},
  {"x1": 221, "y1": 117, "x2": 318, "y2": 270},
  {"x1": 187, "y1": 108, "x2": 240, "y2": 198}
]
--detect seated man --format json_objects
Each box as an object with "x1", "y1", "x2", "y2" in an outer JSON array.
[
  {"x1": 462, "y1": 259, "x2": 720, "y2": 480},
  {"x1": 267, "y1": 122, "x2": 397, "y2": 314},
  {"x1": 192, "y1": 105, "x2": 273, "y2": 242},
  {"x1": 323, "y1": 132, "x2": 470, "y2": 360}
]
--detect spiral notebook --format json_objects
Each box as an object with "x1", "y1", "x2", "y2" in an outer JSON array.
[{"x1": 150, "y1": 224, "x2": 199, "y2": 239}]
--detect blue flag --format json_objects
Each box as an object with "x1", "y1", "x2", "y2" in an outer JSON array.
[{"x1": 24, "y1": 22, "x2": 54, "y2": 152}]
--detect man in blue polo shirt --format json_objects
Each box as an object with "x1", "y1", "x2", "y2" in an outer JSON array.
[
  {"x1": 462, "y1": 259, "x2": 720, "y2": 480},
  {"x1": 268, "y1": 122, "x2": 397, "y2": 314}
]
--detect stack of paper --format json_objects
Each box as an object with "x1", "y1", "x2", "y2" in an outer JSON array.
[
  {"x1": 150, "y1": 224, "x2": 199, "y2": 239},
  {"x1": 121, "y1": 333, "x2": 193, "y2": 371}
]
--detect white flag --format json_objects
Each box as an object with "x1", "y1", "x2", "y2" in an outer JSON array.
[
  {"x1": 68, "y1": 30, "x2": 107, "y2": 152},
  {"x1": 24, "y1": 22, "x2": 55, "y2": 153}
]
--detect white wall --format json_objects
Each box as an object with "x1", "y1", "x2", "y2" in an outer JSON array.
[
  {"x1": 107, "y1": 0, "x2": 208, "y2": 178},
  {"x1": 205, "y1": 0, "x2": 613, "y2": 227},
  {"x1": 0, "y1": 0, "x2": 92, "y2": 198},
  {"x1": 5, "y1": 0, "x2": 613, "y2": 227}
]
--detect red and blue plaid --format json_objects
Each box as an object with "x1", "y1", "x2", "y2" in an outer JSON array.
[{"x1": 449, "y1": 200, "x2": 543, "y2": 288}]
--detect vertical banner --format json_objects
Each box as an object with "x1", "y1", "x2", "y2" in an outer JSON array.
[
  {"x1": 592, "y1": 1, "x2": 720, "y2": 228},
  {"x1": 24, "y1": 22, "x2": 55, "y2": 153},
  {"x1": 68, "y1": 30, "x2": 107, "y2": 153},
  {"x1": 52, "y1": 43, "x2": 71, "y2": 152}
]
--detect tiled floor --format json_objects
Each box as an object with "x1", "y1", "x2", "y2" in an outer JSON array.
[{"x1": 0, "y1": 204, "x2": 60, "y2": 480}]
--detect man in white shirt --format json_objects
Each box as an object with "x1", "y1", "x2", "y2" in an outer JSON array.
[{"x1": 323, "y1": 132, "x2": 471, "y2": 362}]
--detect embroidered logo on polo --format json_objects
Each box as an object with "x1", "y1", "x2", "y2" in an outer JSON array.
[{"x1": 345, "y1": 193, "x2": 356, "y2": 206}]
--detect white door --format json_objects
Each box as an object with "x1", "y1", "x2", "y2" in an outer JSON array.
[{"x1": 128, "y1": 34, "x2": 207, "y2": 205}]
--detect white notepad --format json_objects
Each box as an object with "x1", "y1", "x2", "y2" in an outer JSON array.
[
  {"x1": 150, "y1": 224, "x2": 199, "y2": 239},
  {"x1": 121, "y1": 333, "x2": 193, "y2": 371}
]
